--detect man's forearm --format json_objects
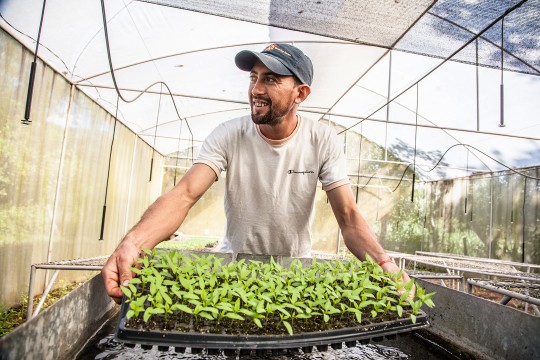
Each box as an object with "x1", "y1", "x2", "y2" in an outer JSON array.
[{"x1": 340, "y1": 214, "x2": 388, "y2": 263}]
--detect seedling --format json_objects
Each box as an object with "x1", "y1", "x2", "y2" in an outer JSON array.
[{"x1": 123, "y1": 250, "x2": 435, "y2": 335}]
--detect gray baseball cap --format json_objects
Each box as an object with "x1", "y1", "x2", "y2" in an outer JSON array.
[{"x1": 235, "y1": 43, "x2": 313, "y2": 86}]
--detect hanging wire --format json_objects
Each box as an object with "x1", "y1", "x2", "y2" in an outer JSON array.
[
  {"x1": 510, "y1": 176, "x2": 514, "y2": 224},
  {"x1": 149, "y1": 84, "x2": 163, "y2": 181},
  {"x1": 464, "y1": 149, "x2": 469, "y2": 214},
  {"x1": 425, "y1": 143, "x2": 540, "y2": 181},
  {"x1": 99, "y1": 95, "x2": 119, "y2": 240},
  {"x1": 99, "y1": 0, "x2": 194, "y2": 163},
  {"x1": 21, "y1": 0, "x2": 47, "y2": 125},
  {"x1": 475, "y1": 38, "x2": 480, "y2": 132},
  {"x1": 173, "y1": 117, "x2": 185, "y2": 186},
  {"x1": 355, "y1": 122, "x2": 363, "y2": 203},
  {"x1": 499, "y1": 17, "x2": 506, "y2": 127},
  {"x1": 411, "y1": 84, "x2": 419, "y2": 202},
  {"x1": 521, "y1": 176, "x2": 527, "y2": 263}
]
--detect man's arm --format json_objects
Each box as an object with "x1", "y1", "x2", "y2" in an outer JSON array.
[
  {"x1": 326, "y1": 184, "x2": 411, "y2": 283},
  {"x1": 102, "y1": 163, "x2": 217, "y2": 303}
]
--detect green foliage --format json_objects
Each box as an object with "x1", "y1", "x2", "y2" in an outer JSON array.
[{"x1": 124, "y1": 250, "x2": 435, "y2": 335}]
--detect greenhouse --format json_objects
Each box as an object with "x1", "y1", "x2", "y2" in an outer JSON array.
[{"x1": 0, "y1": 0, "x2": 539, "y2": 359}]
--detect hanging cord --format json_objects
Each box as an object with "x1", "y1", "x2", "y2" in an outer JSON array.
[
  {"x1": 173, "y1": 118, "x2": 185, "y2": 186},
  {"x1": 21, "y1": 0, "x2": 47, "y2": 125},
  {"x1": 425, "y1": 143, "x2": 540, "y2": 181},
  {"x1": 475, "y1": 38, "x2": 480, "y2": 131},
  {"x1": 149, "y1": 84, "x2": 163, "y2": 181},
  {"x1": 99, "y1": 0, "x2": 195, "y2": 162},
  {"x1": 99, "y1": 96, "x2": 119, "y2": 240},
  {"x1": 411, "y1": 84, "x2": 419, "y2": 202},
  {"x1": 357, "y1": 163, "x2": 414, "y2": 194},
  {"x1": 355, "y1": 123, "x2": 363, "y2": 203},
  {"x1": 464, "y1": 149, "x2": 469, "y2": 214},
  {"x1": 510, "y1": 176, "x2": 514, "y2": 224},
  {"x1": 521, "y1": 177, "x2": 527, "y2": 263},
  {"x1": 499, "y1": 17, "x2": 506, "y2": 127}
]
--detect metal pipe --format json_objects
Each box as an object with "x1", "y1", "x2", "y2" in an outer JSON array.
[
  {"x1": 45, "y1": 84, "x2": 75, "y2": 286},
  {"x1": 467, "y1": 279, "x2": 540, "y2": 306},
  {"x1": 394, "y1": 257, "x2": 540, "y2": 283},
  {"x1": 489, "y1": 177, "x2": 493, "y2": 259},
  {"x1": 32, "y1": 270, "x2": 59, "y2": 317},
  {"x1": 35, "y1": 255, "x2": 108, "y2": 266},
  {"x1": 26, "y1": 265, "x2": 36, "y2": 322},
  {"x1": 415, "y1": 251, "x2": 540, "y2": 270},
  {"x1": 34, "y1": 265, "x2": 104, "y2": 270}
]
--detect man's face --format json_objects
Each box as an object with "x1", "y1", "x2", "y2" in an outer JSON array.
[{"x1": 248, "y1": 61, "x2": 299, "y2": 126}]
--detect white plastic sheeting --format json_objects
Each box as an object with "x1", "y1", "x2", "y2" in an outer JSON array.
[{"x1": 0, "y1": 0, "x2": 539, "y2": 180}]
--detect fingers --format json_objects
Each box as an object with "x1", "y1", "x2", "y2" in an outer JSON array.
[
  {"x1": 101, "y1": 241, "x2": 141, "y2": 303},
  {"x1": 102, "y1": 257, "x2": 123, "y2": 303},
  {"x1": 379, "y1": 261, "x2": 416, "y2": 300}
]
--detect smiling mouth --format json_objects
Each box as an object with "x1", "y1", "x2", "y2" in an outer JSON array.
[{"x1": 252, "y1": 98, "x2": 270, "y2": 108}]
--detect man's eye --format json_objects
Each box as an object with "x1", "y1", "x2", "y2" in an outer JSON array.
[{"x1": 265, "y1": 77, "x2": 276, "y2": 83}]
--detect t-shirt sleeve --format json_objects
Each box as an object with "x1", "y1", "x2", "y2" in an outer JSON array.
[
  {"x1": 319, "y1": 128, "x2": 350, "y2": 191},
  {"x1": 193, "y1": 123, "x2": 230, "y2": 180}
]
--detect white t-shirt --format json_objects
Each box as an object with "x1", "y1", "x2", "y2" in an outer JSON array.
[{"x1": 194, "y1": 115, "x2": 350, "y2": 257}]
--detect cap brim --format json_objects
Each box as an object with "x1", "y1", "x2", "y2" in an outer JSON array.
[{"x1": 235, "y1": 50, "x2": 293, "y2": 76}]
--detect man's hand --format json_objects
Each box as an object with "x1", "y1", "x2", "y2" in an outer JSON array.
[
  {"x1": 101, "y1": 241, "x2": 141, "y2": 304},
  {"x1": 381, "y1": 260, "x2": 416, "y2": 301}
]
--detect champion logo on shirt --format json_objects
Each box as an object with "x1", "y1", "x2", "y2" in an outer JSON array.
[{"x1": 288, "y1": 170, "x2": 315, "y2": 175}]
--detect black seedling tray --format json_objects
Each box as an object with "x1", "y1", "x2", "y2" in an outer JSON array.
[{"x1": 114, "y1": 298, "x2": 429, "y2": 354}]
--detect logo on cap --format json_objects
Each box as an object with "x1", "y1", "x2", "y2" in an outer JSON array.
[{"x1": 264, "y1": 43, "x2": 292, "y2": 57}]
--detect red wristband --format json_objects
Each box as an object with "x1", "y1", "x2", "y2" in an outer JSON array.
[{"x1": 378, "y1": 258, "x2": 394, "y2": 267}]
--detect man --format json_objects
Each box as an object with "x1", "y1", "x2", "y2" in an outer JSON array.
[{"x1": 102, "y1": 43, "x2": 411, "y2": 304}]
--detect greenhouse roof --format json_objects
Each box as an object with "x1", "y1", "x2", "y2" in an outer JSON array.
[{"x1": 1, "y1": 0, "x2": 539, "y2": 181}]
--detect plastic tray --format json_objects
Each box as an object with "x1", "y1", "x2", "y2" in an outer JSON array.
[{"x1": 114, "y1": 298, "x2": 429, "y2": 354}]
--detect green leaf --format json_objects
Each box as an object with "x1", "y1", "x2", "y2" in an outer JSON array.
[
  {"x1": 143, "y1": 307, "x2": 153, "y2": 322},
  {"x1": 239, "y1": 308, "x2": 256, "y2": 317},
  {"x1": 216, "y1": 302, "x2": 234, "y2": 312},
  {"x1": 199, "y1": 312, "x2": 214, "y2": 321},
  {"x1": 151, "y1": 307, "x2": 165, "y2": 315},
  {"x1": 171, "y1": 303, "x2": 193, "y2": 314},
  {"x1": 283, "y1": 320, "x2": 293, "y2": 335},
  {"x1": 410, "y1": 314, "x2": 417, "y2": 324},
  {"x1": 234, "y1": 298, "x2": 241, "y2": 313},
  {"x1": 225, "y1": 312, "x2": 245, "y2": 321},
  {"x1": 126, "y1": 310, "x2": 135, "y2": 319},
  {"x1": 120, "y1": 285, "x2": 132, "y2": 299}
]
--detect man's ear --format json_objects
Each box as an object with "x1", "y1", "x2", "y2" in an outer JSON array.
[{"x1": 295, "y1": 84, "x2": 311, "y2": 104}]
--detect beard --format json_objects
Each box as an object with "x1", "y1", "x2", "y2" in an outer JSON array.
[{"x1": 250, "y1": 97, "x2": 294, "y2": 126}]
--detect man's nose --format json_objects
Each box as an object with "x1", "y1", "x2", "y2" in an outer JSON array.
[{"x1": 251, "y1": 80, "x2": 265, "y2": 95}]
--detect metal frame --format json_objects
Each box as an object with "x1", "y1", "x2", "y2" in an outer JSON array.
[
  {"x1": 415, "y1": 251, "x2": 540, "y2": 273},
  {"x1": 388, "y1": 251, "x2": 540, "y2": 316},
  {"x1": 467, "y1": 278, "x2": 540, "y2": 316},
  {"x1": 26, "y1": 256, "x2": 108, "y2": 322}
]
